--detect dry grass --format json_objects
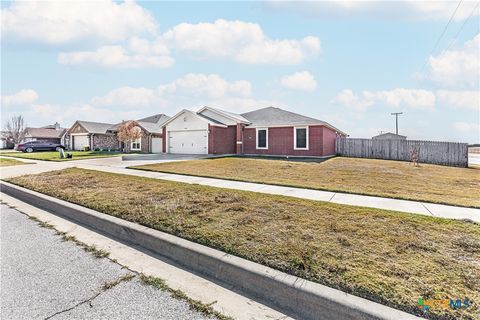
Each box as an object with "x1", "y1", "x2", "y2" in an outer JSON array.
[
  {"x1": 0, "y1": 151, "x2": 121, "y2": 162},
  {"x1": 7, "y1": 168, "x2": 480, "y2": 319},
  {"x1": 132, "y1": 157, "x2": 480, "y2": 208},
  {"x1": 0, "y1": 157, "x2": 28, "y2": 167}
]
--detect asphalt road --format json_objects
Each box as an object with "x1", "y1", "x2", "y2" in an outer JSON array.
[{"x1": 0, "y1": 204, "x2": 212, "y2": 320}]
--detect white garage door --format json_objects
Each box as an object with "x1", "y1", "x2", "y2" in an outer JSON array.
[
  {"x1": 151, "y1": 137, "x2": 163, "y2": 153},
  {"x1": 73, "y1": 135, "x2": 89, "y2": 150},
  {"x1": 168, "y1": 130, "x2": 207, "y2": 154}
]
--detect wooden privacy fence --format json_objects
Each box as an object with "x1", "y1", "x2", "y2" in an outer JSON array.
[{"x1": 336, "y1": 138, "x2": 468, "y2": 167}]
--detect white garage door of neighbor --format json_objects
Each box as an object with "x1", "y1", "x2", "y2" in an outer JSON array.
[
  {"x1": 168, "y1": 130, "x2": 207, "y2": 154},
  {"x1": 73, "y1": 135, "x2": 89, "y2": 150},
  {"x1": 151, "y1": 137, "x2": 163, "y2": 153}
]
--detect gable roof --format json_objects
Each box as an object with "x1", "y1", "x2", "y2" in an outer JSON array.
[
  {"x1": 75, "y1": 121, "x2": 115, "y2": 134},
  {"x1": 372, "y1": 132, "x2": 407, "y2": 139},
  {"x1": 161, "y1": 109, "x2": 228, "y2": 128},
  {"x1": 198, "y1": 106, "x2": 250, "y2": 124},
  {"x1": 240, "y1": 107, "x2": 347, "y2": 135},
  {"x1": 138, "y1": 114, "x2": 170, "y2": 124},
  {"x1": 107, "y1": 114, "x2": 171, "y2": 134},
  {"x1": 24, "y1": 127, "x2": 66, "y2": 139}
]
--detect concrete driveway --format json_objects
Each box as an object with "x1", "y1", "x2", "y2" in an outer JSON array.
[{"x1": 0, "y1": 204, "x2": 212, "y2": 320}]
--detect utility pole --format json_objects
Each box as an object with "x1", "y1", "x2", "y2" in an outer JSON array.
[{"x1": 391, "y1": 112, "x2": 403, "y2": 135}]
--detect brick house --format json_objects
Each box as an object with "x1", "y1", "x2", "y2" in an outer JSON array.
[
  {"x1": 67, "y1": 121, "x2": 118, "y2": 151},
  {"x1": 66, "y1": 114, "x2": 170, "y2": 152},
  {"x1": 161, "y1": 106, "x2": 347, "y2": 156},
  {"x1": 23, "y1": 122, "x2": 67, "y2": 145}
]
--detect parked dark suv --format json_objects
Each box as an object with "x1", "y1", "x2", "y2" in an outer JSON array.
[{"x1": 16, "y1": 141, "x2": 65, "y2": 153}]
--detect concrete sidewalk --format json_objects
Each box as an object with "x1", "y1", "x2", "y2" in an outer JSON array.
[
  {"x1": 1, "y1": 155, "x2": 478, "y2": 222},
  {"x1": 73, "y1": 163, "x2": 480, "y2": 223}
]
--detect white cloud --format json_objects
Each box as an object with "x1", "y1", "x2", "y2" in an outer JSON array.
[
  {"x1": 332, "y1": 88, "x2": 436, "y2": 111},
  {"x1": 331, "y1": 89, "x2": 373, "y2": 111},
  {"x1": 91, "y1": 87, "x2": 156, "y2": 107},
  {"x1": 426, "y1": 34, "x2": 479, "y2": 89},
  {"x1": 1, "y1": 89, "x2": 38, "y2": 106},
  {"x1": 162, "y1": 19, "x2": 320, "y2": 65},
  {"x1": 28, "y1": 103, "x2": 141, "y2": 127},
  {"x1": 266, "y1": 1, "x2": 479, "y2": 21},
  {"x1": 452, "y1": 122, "x2": 480, "y2": 134},
  {"x1": 280, "y1": 71, "x2": 317, "y2": 91},
  {"x1": 158, "y1": 73, "x2": 252, "y2": 99},
  {"x1": 436, "y1": 90, "x2": 480, "y2": 111},
  {"x1": 1, "y1": 0, "x2": 156, "y2": 44},
  {"x1": 58, "y1": 45, "x2": 174, "y2": 68}
]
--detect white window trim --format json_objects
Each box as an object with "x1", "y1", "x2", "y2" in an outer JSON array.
[
  {"x1": 256, "y1": 128, "x2": 268, "y2": 150},
  {"x1": 294, "y1": 126, "x2": 309, "y2": 150},
  {"x1": 131, "y1": 138, "x2": 142, "y2": 151}
]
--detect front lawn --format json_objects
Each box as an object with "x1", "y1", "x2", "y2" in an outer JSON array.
[
  {"x1": 132, "y1": 157, "x2": 480, "y2": 208},
  {"x1": 0, "y1": 151, "x2": 122, "y2": 161},
  {"x1": 7, "y1": 168, "x2": 480, "y2": 319},
  {"x1": 0, "y1": 157, "x2": 29, "y2": 167}
]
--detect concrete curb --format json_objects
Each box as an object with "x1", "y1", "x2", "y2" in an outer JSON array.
[{"x1": 0, "y1": 181, "x2": 420, "y2": 320}]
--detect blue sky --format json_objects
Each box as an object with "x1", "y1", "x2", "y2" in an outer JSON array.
[{"x1": 1, "y1": 1, "x2": 479, "y2": 142}]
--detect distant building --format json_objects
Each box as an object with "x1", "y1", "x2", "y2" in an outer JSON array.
[
  {"x1": 23, "y1": 122, "x2": 68, "y2": 145},
  {"x1": 372, "y1": 132, "x2": 407, "y2": 140}
]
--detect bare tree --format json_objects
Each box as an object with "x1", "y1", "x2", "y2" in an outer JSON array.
[
  {"x1": 3, "y1": 115, "x2": 26, "y2": 144},
  {"x1": 116, "y1": 121, "x2": 142, "y2": 152}
]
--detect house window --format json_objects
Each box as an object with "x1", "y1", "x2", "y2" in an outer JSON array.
[
  {"x1": 256, "y1": 128, "x2": 268, "y2": 149},
  {"x1": 294, "y1": 127, "x2": 308, "y2": 150},
  {"x1": 131, "y1": 138, "x2": 141, "y2": 151}
]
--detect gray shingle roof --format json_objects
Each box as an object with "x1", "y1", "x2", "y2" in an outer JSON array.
[
  {"x1": 240, "y1": 107, "x2": 324, "y2": 127},
  {"x1": 138, "y1": 114, "x2": 170, "y2": 124},
  {"x1": 77, "y1": 121, "x2": 115, "y2": 134},
  {"x1": 106, "y1": 115, "x2": 171, "y2": 135},
  {"x1": 201, "y1": 106, "x2": 250, "y2": 123},
  {"x1": 241, "y1": 107, "x2": 347, "y2": 135},
  {"x1": 24, "y1": 128, "x2": 66, "y2": 139}
]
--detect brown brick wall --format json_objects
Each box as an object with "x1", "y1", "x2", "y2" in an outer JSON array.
[
  {"x1": 243, "y1": 125, "x2": 328, "y2": 156},
  {"x1": 123, "y1": 128, "x2": 151, "y2": 153},
  {"x1": 92, "y1": 134, "x2": 119, "y2": 150},
  {"x1": 208, "y1": 125, "x2": 236, "y2": 154}
]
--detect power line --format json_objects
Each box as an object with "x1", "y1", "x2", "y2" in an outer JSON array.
[
  {"x1": 421, "y1": 0, "x2": 463, "y2": 70},
  {"x1": 430, "y1": 0, "x2": 463, "y2": 55},
  {"x1": 444, "y1": 1, "x2": 480, "y2": 53}
]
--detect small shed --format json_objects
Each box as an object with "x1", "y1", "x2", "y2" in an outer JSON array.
[{"x1": 372, "y1": 132, "x2": 407, "y2": 140}]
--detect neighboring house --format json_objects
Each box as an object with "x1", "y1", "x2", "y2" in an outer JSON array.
[
  {"x1": 161, "y1": 106, "x2": 347, "y2": 156},
  {"x1": 113, "y1": 114, "x2": 170, "y2": 153},
  {"x1": 67, "y1": 114, "x2": 170, "y2": 152},
  {"x1": 23, "y1": 122, "x2": 67, "y2": 145},
  {"x1": 67, "y1": 121, "x2": 117, "y2": 151},
  {"x1": 372, "y1": 132, "x2": 407, "y2": 140}
]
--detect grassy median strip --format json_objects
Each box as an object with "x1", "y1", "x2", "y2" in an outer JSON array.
[
  {"x1": 0, "y1": 151, "x2": 122, "y2": 162},
  {"x1": 6, "y1": 168, "x2": 480, "y2": 319},
  {"x1": 0, "y1": 157, "x2": 29, "y2": 167},
  {"x1": 132, "y1": 156, "x2": 480, "y2": 208}
]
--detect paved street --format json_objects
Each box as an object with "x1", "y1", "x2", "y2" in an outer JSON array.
[{"x1": 0, "y1": 204, "x2": 211, "y2": 320}]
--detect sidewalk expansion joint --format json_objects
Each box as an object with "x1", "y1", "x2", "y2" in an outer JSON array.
[{"x1": 421, "y1": 203, "x2": 435, "y2": 216}]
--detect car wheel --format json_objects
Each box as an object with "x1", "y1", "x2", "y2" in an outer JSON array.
[{"x1": 25, "y1": 147, "x2": 34, "y2": 153}]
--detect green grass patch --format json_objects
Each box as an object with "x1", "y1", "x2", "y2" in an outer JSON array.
[
  {"x1": 6, "y1": 167, "x2": 480, "y2": 319},
  {"x1": 131, "y1": 156, "x2": 480, "y2": 208},
  {"x1": 0, "y1": 150, "x2": 122, "y2": 161},
  {"x1": 0, "y1": 157, "x2": 29, "y2": 167}
]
